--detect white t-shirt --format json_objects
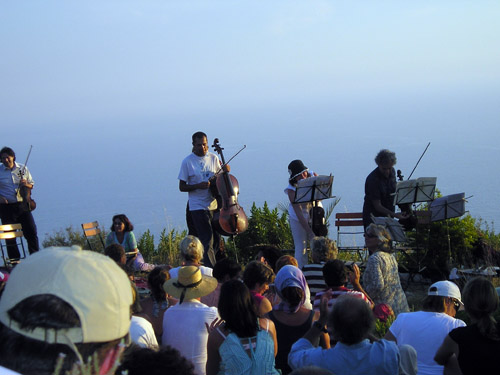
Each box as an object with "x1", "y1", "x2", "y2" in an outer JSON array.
[
  {"x1": 178, "y1": 152, "x2": 221, "y2": 211},
  {"x1": 389, "y1": 310, "x2": 466, "y2": 375},
  {"x1": 130, "y1": 315, "x2": 159, "y2": 349},
  {"x1": 162, "y1": 300, "x2": 219, "y2": 375},
  {"x1": 169, "y1": 265, "x2": 213, "y2": 279}
]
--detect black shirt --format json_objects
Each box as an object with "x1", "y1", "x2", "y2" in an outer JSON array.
[{"x1": 362, "y1": 167, "x2": 396, "y2": 228}]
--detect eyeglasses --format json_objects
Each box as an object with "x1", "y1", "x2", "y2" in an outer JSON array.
[
  {"x1": 364, "y1": 233, "x2": 377, "y2": 238},
  {"x1": 452, "y1": 299, "x2": 461, "y2": 311}
]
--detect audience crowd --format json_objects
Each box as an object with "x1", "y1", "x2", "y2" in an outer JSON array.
[{"x1": 0, "y1": 229, "x2": 499, "y2": 375}]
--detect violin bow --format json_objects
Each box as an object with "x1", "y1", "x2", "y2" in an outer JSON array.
[
  {"x1": 407, "y1": 142, "x2": 430, "y2": 180},
  {"x1": 215, "y1": 145, "x2": 247, "y2": 176},
  {"x1": 17, "y1": 145, "x2": 33, "y2": 191}
]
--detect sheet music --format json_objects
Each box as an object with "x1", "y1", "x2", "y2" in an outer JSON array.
[
  {"x1": 394, "y1": 177, "x2": 437, "y2": 205},
  {"x1": 430, "y1": 193, "x2": 466, "y2": 221},
  {"x1": 294, "y1": 175, "x2": 334, "y2": 203},
  {"x1": 372, "y1": 216, "x2": 407, "y2": 242}
]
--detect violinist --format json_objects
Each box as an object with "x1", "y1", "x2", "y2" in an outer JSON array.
[
  {"x1": 362, "y1": 149, "x2": 408, "y2": 229},
  {"x1": 178, "y1": 132, "x2": 228, "y2": 268},
  {"x1": 0, "y1": 146, "x2": 39, "y2": 258},
  {"x1": 285, "y1": 160, "x2": 317, "y2": 269}
]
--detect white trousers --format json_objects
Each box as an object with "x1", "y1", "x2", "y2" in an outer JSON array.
[{"x1": 289, "y1": 218, "x2": 308, "y2": 269}]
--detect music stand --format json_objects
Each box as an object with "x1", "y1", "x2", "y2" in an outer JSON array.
[
  {"x1": 372, "y1": 216, "x2": 407, "y2": 243},
  {"x1": 393, "y1": 177, "x2": 437, "y2": 207},
  {"x1": 429, "y1": 193, "x2": 466, "y2": 222},
  {"x1": 429, "y1": 193, "x2": 467, "y2": 260},
  {"x1": 294, "y1": 175, "x2": 334, "y2": 236}
]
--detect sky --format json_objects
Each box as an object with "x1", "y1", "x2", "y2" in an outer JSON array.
[{"x1": 1, "y1": 1, "x2": 499, "y2": 242}]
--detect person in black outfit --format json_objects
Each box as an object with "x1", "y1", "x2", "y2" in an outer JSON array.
[{"x1": 362, "y1": 149, "x2": 408, "y2": 229}]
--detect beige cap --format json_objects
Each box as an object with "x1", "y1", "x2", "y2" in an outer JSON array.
[{"x1": 0, "y1": 246, "x2": 133, "y2": 345}]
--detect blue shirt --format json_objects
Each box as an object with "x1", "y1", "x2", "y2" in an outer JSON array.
[{"x1": 288, "y1": 338, "x2": 400, "y2": 375}]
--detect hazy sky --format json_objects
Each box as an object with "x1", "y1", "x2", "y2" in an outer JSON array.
[
  {"x1": 2, "y1": 1, "x2": 499, "y2": 127},
  {"x1": 1, "y1": 1, "x2": 499, "y2": 240}
]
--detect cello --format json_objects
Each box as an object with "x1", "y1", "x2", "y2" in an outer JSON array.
[{"x1": 210, "y1": 139, "x2": 248, "y2": 236}]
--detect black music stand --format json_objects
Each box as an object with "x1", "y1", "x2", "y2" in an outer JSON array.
[
  {"x1": 392, "y1": 177, "x2": 436, "y2": 284},
  {"x1": 429, "y1": 193, "x2": 467, "y2": 259},
  {"x1": 294, "y1": 175, "x2": 334, "y2": 236},
  {"x1": 393, "y1": 177, "x2": 437, "y2": 207},
  {"x1": 372, "y1": 216, "x2": 407, "y2": 242}
]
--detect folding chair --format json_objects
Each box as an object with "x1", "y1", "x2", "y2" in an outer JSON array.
[
  {"x1": 81, "y1": 221, "x2": 105, "y2": 251},
  {"x1": 0, "y1": 223, "x2": 28, "y2": 268}
]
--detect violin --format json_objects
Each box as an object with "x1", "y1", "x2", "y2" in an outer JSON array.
[
  {"x1": 17, "y1": 146, "x2": 36, "y2": 211},
  {"x1": 210, "y1": 139, "x2": 248, "y2": 236}
]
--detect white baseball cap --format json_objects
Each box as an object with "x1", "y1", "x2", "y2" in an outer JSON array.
[
  {"x1": 428, "y1": 280, "x2": 463, "y2": 305},
  {"x1": 0, "y1": 246, "x2": 133, "y2": 346}
]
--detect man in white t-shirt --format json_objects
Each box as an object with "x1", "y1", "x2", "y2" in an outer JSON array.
[
  {"x1": 178, "y1": 132, "x2": 224, "y2": 267},
  {"x1": 385, "y1": 280, "x2": 466, "y2": 375}
]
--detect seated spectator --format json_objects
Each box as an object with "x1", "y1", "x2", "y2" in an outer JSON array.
[
  {"x1": 270, "y1": 255, "x2": 313, "y2": 310},
  {"x1": 302, "y1": 237, "x2": 338, "y2": 302},
  {"x1": 313, "y1": 259, "x2": 372, "y2": 311},
  {"x1": 206, "y1": 279, "x2": 280, "y2": 375},
  {"x1": 130, "y1": 283, "x2": 158, "y2": 349},
  {"x1": 104, "y1": 243, "x2": 127, "y2": 266},
  {"x1": 288, "y1": 294, "x2": 416, "y2": 375},
  {"x1": 0, "y1": 246, "x2": 133, "y2": 375},
  {"x1": 243, "y1": 260, "x2": 275, "y2": 317},
  {"x1": 255, "y1": 245, "x2": 282, "y2": 273},
  {"x1": 169, "y1": 235, "x2": 213, "y2": 279},
  {"x1": 435, "y1": 277, "x2": 500, "y2": 374},
  {"x1": 162, "y1": 266, "x2": 219, "y2": 375},
  {"x1": 140, "y1": 266, "x2": 177, "y2": 344},
  {"x1": 289, "y1": 366, "x2": 334, "y2": 375},
  {"x1": 385, "y1": 280, "x2": 465, "y2": 375},
  {"x1": 117, "y1": 346, "x2": 195, "y2": 375},
  {"x1": 201, "y1": 257, "x2": 241, "y2": 308},
  {"x1": 105, "y1": 214, "x2": 156, "y2": 272},
  {"x1": 267, "y1": 265, "x2": 328, "y2": 375}
]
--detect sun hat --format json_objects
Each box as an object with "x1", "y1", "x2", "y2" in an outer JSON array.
[
  {"x1": 428, "y1": 280, "x2": 463, "y2": 305},
  {"x1": 163, "y1": 266, "x2": 217, "y2": 304},
  {"x1": 0, "y1": 246, "x2": 133, "y2": 346},
  {"x1": 288, "y1": 160, "x2": 308, "y2": 181}
]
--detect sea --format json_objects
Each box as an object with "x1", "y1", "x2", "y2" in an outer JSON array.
[{"x1": 3, "y1": 95, "x2": 500, "y2": 250}]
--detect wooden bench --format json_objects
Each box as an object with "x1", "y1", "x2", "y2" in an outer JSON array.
[{"x1": 335, "y1": 212, "x2": 367, "y2": 261}]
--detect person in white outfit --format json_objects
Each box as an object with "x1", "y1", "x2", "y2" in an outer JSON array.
[{"x1": 385, "y1": 280, "x2": 466, "y2": 375}]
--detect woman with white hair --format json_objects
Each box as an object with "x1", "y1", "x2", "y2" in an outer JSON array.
[
  {"x1": 169, "y1": 235, "x2": 213, "y2": 279},
  {"x1": 362, "y1": 223, "x2": 409, "y2": 315}
]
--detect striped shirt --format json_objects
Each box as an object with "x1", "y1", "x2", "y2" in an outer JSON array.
[
  {"x1": 302, "y1": 263, "x2": 327, "y2": 303},
  {"x1": 313, "y1": 286, "x2": 371, "y2": 311}
]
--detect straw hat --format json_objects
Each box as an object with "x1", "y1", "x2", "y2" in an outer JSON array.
[{"x1": 163, "y1": 266, "x2": 217, "y2": 304}]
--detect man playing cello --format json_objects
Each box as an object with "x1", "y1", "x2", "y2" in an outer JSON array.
[{"x1": 178, "y1": 132, "x2": 228, "y2": 268}]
